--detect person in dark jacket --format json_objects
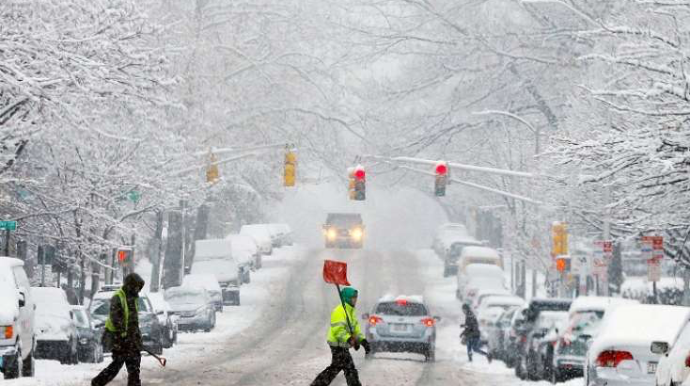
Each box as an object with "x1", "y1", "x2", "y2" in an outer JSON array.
[
  {"x1": 92, "y1": 273, "x2": 145, "y2": 386},
  {"x1": 460, "y1": 303, "x2": 491, "y2": 363}
]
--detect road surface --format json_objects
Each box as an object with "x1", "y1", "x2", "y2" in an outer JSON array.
[{"x1": 135, "y1": 248, "x2": 526, "y2": 386}]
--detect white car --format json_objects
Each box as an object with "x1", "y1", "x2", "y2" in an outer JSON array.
[
  {"x1": 32, "y1": 287, "x2": 79, "y2": 365},
  {"x1": 226, "y1": 234, "x2": 262, "y2": 270},
  {"x1": 476, "y1": 295, "x2": 525, "y2": 317},
  {"x1": 193, "y1": 239, "x2": 241, "y2": 305},
  {"x1": 0, "y1": 257, "x2": 35, "y2": 379},
  {"x1": 656, "y1": 320, "x2": 690, "y2": 386},
  {"x1": 240, "y1": 224, "x2": 273, "y2": 255},
  {"x1": 183, "y1": 274, "x2": 224, "y2": 312},
  {"x1": 585, "y1": 304, "x2": 690, "y2": 386},
  {"x1": 457, "y1": 264, "x2": 506, "y2": 300}
]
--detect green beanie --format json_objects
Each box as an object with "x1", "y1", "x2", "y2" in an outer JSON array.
[{"x1": 340, "y1": 287, "x2": 358, "y2": 306}]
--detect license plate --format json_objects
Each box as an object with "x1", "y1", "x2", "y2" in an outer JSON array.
[
  {"x1": 648, "y1": 362, "x2": 657, "y2": 374},
  {"x1": 391, "y1": 323, "x2": 411, "y2": 333}
]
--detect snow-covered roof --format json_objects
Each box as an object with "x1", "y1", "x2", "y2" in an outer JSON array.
[
  {"x1": 195, "y1": 239, "x2": 232, "y2": 259},
  {"x1": 481, "y1": 295, "x2": 525, "y2": 308},
  {"x1": 183, "y1": 274, "x2": 222, "y2": 291},
  {"x1": 588, "y1": 304, "x2": 690, "y2": 360},
  {"x1": 0, "y1": 256, "x2": 24, "y2": 268},
  {"x1": 225, "y1": 234, "x2": 258, "y2": 254},
  {"x1": 569, "y1": 296, "x2": 639, "y2": 316},
  {"x1": 146, "y1": 292, "x2": 170, "y2": 312},
  {"x1": 463, "y1": 264, "x2": 504, "y2": 277},
  {"x1": 377, "y1": 294, "x2": 424, "y2": 304},
  {"x1": 460, "y1": 246, "x2": 500, "y2": 259},
  {"x1": 191, "y1": 259, "x2": 238, "y2": 282},
  {"x1": 240, "y1": 224, "x2": 271, "y2": 241},
  {"x1": 32, "y1": 287, "x2": 71, "y2": 314},
  {"x1": 475, "y1": 288, "x2": 511, "y2": 297}
]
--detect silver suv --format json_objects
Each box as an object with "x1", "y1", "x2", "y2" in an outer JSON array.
[
  {"x1": 0, "y1": 257, "x2": 36, "y2": 379},
  {"x1": 362, "y1": 295, "x2": 440, "y2": 362}
]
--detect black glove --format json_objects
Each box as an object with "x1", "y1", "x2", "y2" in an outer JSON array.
[
  {"x1": 361, "y1": 339, "x2": 371, "y2": 354},
  {"x1": 354, "y1": 340, "x2": 361, "y2": 351}
]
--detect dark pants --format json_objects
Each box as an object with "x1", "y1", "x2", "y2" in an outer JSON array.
[
  {"x1": 311, "y1": 346, "x2": 361, "y2": 386},
  {"x1": 467, "y1": 336, "x2": 488, "y2": 361},
  {"x1": 91, "y1": 352, "x2": 141, "y2": 386}
]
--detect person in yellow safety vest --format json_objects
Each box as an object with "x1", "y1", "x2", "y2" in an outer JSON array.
[
  {"x1": 92, "y1": 273, "x2": 145, "y2": 386},
  {"x1": 311, "y1": 287, "x2": 371, "y2": 386}
]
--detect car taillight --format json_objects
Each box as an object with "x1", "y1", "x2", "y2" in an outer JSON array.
[
  {"x1": 521, "y1": 336, "x2": 527, "y2": 343},
  {"x1": 685, "y1": 352, "x2": 690, "y2": 368},
  {"x1": 421, "y1": 318, "x2": 435, "y2": 327},
  {"x1": 596, "y1": 350, "x2": 634, "y2": 368},
  {"x1": 369, "y1": 316, "x2": 383, "y2": 326},
  {"x1": 4, "y1": 326, "x2": 12, "y2": 339}
]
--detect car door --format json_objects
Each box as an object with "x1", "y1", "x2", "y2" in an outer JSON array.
[{"x1": 12, "y1": 266, "x2": 35, "y2": 354}]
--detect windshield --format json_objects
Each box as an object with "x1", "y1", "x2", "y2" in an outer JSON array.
[
  {"x1": 326, "y1": 214, "x2": 362, "y2": 227},
  {"x1": 375, "y1": 302, "x2": 428, "y2": 316},
  {"x1": 536, "y1": 312, "x2": 568, "y2": 330},
  {"x1": 72, "y1": 309, "x2": 90, "y2": 328}
]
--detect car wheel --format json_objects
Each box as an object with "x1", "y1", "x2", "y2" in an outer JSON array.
[
  {"x1": 4, "y1": 349, "x2": 22, "y2": 379},
  {"x1": 424, "y1": 345, "x2": 436, "y2": 362},
  {"x1": 22, "y1": 349, "x2": 35, "y2": 377},
  {"x1": 551, "y1": 369, "x2": 562, "y2": 384},
  {"x1": 516, "y1": 356, "x2": 526, "y2": 380}
]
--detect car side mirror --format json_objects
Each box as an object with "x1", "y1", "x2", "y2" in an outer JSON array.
[
  {"x1": 362, "y1": 313, "x2": 369, "y2": 320},
  {"x1": 18, "y1": 291, "x2": 26, "y2": 308},
  {"x1": 651, "y1": 341, "x2": 669, "y2": 355}
]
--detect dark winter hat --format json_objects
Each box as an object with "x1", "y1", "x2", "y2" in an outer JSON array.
[
  {"x1": 123, "y1": 273, "x2": 145, "y2": 296},
  {"x1": 462, "y1": 303, "x2": 471, "y2": 312},
  {"x1": 341, "y1": 287, "x2": 358, "y2": 306}
]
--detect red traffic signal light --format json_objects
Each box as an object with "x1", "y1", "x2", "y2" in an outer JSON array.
[
  {"x1": 435, "y1": 163, "x2": 447, "y2": 175},
  {"x1": 354, "y1": 168, "x2": 365, "y2": 180},
  {"x1": 117, "y1": 248, "x2": 132, "y2": 263}
]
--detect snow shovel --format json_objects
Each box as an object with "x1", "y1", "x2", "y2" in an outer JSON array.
[
  {"x1": 142, "y1": 348, "x2": 167, "y2": 367},
  {"x1": 322, "y1": 260, "x2": 356, "y2": 343}
]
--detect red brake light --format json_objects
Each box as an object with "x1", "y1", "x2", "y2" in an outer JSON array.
[
  {"x1": 369, "y1": 316, "x2": 383, "y2": 326},
  {"x1": 596, "y1": 350, "x2": 634, "y2": 368},
  {"x1": 521, "y1": 336, "x2": 527, "y2": 343},
  {"x1": 396, "y1": 299, "x2": 408, "y2": 306},
  {"x1": 685, "y1": 353, "x2": 690, "y2": 368},
  {"x1": 421, "y1": 318, "x2": 435, "y2": 327}
]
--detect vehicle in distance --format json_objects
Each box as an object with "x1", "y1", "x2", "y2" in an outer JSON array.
[
  {"x1": 323, "y1": 213, "x2": 364, "y2": 249},
  {"x1": 362, "y1": 295, "x2": 439, "y2": 362}
]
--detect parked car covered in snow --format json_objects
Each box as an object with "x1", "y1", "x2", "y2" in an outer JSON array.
[
  {"x1": 585, "y1": 304, "x2": 690, "y2": 386},
  {"x1": 147, "y1": 292, "x2": 177, "y2": 349},
  {"x1": 165, "y1": 286, "x2": 216, "y2": 332},
  {"x1": 226, "y1": 233, "x2": 262, "y2": 270},
  {"x1": 443, "y1": 238, "x2": 484, "y2": 277},
  {"x1": 89, "y1": 289, "x2": 165, "y2": 355},
  {"x1": 70, "y1": 306, "x2": 104, "y2": 363},
  {"x1": 457, "y1": 246, "x2": 503, "y2": 273},
  {"x1": 486, "y1": 306, "x2": 521, "y2": 361},
  {"x1": 0, "y1": 257, "x2": 36, "y2": 379},
  {"x1": 192, "y1": 239, "x2": 241, "y2": 305},
  {"x1": 183, "y1": 274, "x2": 224, "y2": 312},
  {"x1": 656, "y1": 319, "x2": 690, "y2": 386},
  {"x1": 456, "y1": 264, "x2": 506, "y2": 300},
  {"x1": 240, "y1": 224, "x2": 273, "y2": 255},
  {"x1": 522, "y1": 310, "x2": 569, "y2": 381},
  {"x1": 32, "y1": 287, "x2": 79, "y2": 365}
]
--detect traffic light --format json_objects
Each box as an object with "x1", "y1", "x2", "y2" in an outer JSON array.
[
  {"x1": 116, "y1": 247, "x2": 133, "y2": 264},
  {"x1": 551, "y1": 222, "x2": 568, "y2": 257},
  {"x1": 353, "y1": 165, "x2": 366, "y2": 201},
  {"x1": 284, "y1": 149, "x2": 296, "y2": 187},
  {"x1": 347, "y1": 167, "x2": 356, "y2": 200},
  {"x1": 206, "y1": 153, "x2": 219, "y2": 183},
  {"x1": 556, "y1": 256, "x2": 571, "y2": 273},
  {"x1": 434, "y1": 161, "x2": 448, "y2": 197}
]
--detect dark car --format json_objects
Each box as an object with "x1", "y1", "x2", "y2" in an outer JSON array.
[
  {"x1": 71, "y1": 306, "x2": 104, "y2": 363},
  {"x1": 513, "y1": 298, "x2": 572, "y2": 379},
  {"x1": 443, "y1": 240, "x2": 483, "y2": 277},
  {"x1": 550, "y1": 310, "x2": 603, "y2": 383},
  {"x1": 323, "y1": 213, "x2": 364, "y2": 249},
  {"x1": 523, "y1": 311, "x2": 569, "y2": 381},
  {"x1": 503, "y1": 305, "x2": 527, "y2": 368},
  {"x1": 487, "y1": 306, "x2": 519, "y2": 361},
  {"x1": 89, "y1": 291, "x2": 165, "y2": 355}
]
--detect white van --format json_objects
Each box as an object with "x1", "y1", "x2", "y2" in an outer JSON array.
[
  {"x1": 457, "y1": 246, "x2": 503, "y2": 272},
  {"x1": 0, "y1": 257, "x2": 35, "y2": 378},
  {"x1": 192, "y1": 239, "x2": 241, "y2": 306},
  {"x1": 240, "y1": 224, "x2": 273, "y2": 255},
  {"x1": 456, "y1": 263, "x2": 505, "y2": 300}
]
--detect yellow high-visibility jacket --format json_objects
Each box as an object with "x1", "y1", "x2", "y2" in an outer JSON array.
[{"x1": 327, "y1": 303, "x2": 365, "y2": 348}]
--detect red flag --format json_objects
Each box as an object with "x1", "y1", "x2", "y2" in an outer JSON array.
[{"x1": 323, "y1": 260, "x2": 350, "y2": 286}]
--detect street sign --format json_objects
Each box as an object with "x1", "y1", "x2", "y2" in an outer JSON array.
[
  {"x1": 0, "y1": 221, "x2": 17, "y2": 231},
  {"x1": 648, "y1": 257, "x2": 662, "y2": 281},
  {"x1": 571, "y1": 255, "x2": 589, "y2": 276},
  {"x1": 641, "y1": 236, "x2": 663, "y2": 282}
]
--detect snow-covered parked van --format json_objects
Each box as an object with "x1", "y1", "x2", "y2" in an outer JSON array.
[{"x1": 192, "y1": 239, "x2": 241, "y2": 306}]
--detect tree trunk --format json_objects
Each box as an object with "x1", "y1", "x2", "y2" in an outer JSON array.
[
  {"x1": 150, "y1": 211, "x2": 164, "y2": 292},
  {"x1": 162, "y1": 210, "x2": 183, "y2": 289}
]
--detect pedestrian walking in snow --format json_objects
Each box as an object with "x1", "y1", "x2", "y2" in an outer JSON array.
[
  {"x1": 92, "y1": 273, "x2": 145, "y2": 386},
  {"x1": 311, "y1": 287, "x2": 371, "y2": 386},
  {"x1": 460, "y1": 303, "x2": 491, "y2": 363}
]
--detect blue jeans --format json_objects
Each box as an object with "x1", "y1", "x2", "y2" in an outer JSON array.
[{"x1": 466, "y1": 336, "x2": 488, "y2": 361}]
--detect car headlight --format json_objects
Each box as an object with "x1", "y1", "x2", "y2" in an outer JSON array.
[
  {"x1": 350, "y1": 228, "x2": 363, "y2": 240},
  {"x1": 327, "y1": 229, "x2": 337, "y2": 240}
]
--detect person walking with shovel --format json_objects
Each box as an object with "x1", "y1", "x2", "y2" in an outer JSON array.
[{"x1": 311, "y1": 286, "x2": 371, "y2": 386}]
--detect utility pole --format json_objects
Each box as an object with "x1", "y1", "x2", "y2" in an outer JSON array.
[{"x1": 531, "y1": 125, "x2": 541, "y2": 298}]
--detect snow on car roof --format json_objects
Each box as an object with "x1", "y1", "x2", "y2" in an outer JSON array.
[
  {"x1": 183, "y1": 274, "x2": 222, "y2": 291},
  {"x1": 0, "y1": 256, "x2": 24, "y2": 267},
  {"x1": 482, "y1": 296, "x2": 525, "y2": 307},
  {"x1": 195, "y1": 239, "x2": 232, "y2": 259},
  {"x1": 588, "y1": 304, "x2": 690, "y2": 359},
  {"x1": 475, "y1": 288, "x2": 510, "y2": 296},
  {"x1": 463, "y1": 264, "x2": 504, "y2": 276},
  {"x1": 225, "y1": 234, "x2": 258, "y2": 251},
  {"x1": 460, "y1": 246, "x2": 500, "y2": 258},
  {"x1": 569, "y1": 296, "x2": 639, "y2": 316},
  {"x1": 377, "y1": 294, "x2": 424, "y2": 304}
]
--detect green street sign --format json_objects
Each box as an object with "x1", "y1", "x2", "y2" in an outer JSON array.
[{"x1": 0, "y1": 221, "x2": 17, "y2": 231}]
